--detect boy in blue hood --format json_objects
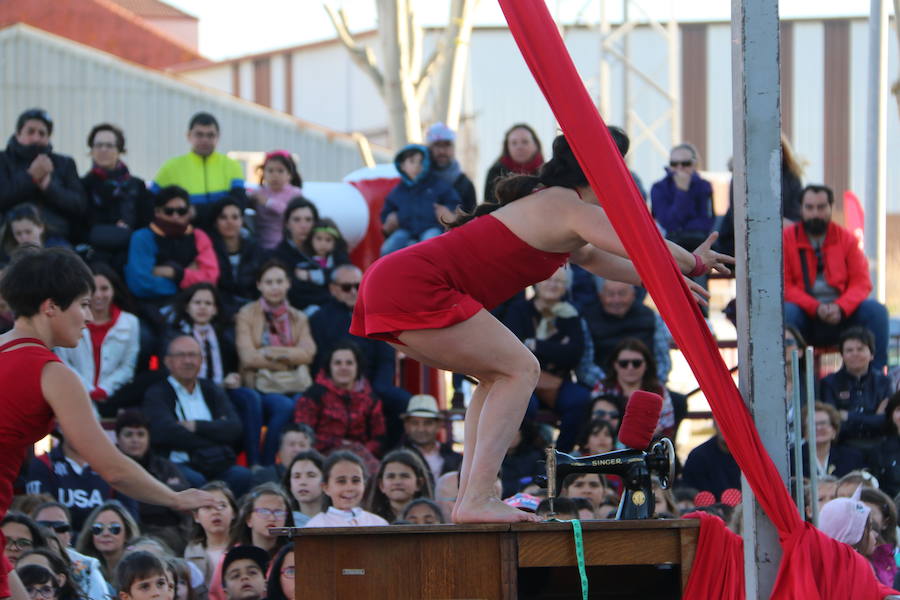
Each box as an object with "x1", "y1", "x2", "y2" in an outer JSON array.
[{"x1": 380, "y1": 144, "x2": 460, "y2": 255}]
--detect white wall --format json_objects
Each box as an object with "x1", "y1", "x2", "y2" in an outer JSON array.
[{"x1": 791, "y1": 22, "x2": 825, "y2": 185}]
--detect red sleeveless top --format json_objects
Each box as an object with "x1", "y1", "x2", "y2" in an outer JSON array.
[
  {"x1": 350, "y1": 214, "x2": 569, "y2": 343},
  {"x1": 0, "y1": 338, "x2": 59, "y2": 515}
]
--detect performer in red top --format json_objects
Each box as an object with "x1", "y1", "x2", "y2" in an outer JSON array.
[
  {"x1": 352, "y1": 134, "x2": 732, "y2": 523},
  {"x1": 0, "y1": 247, "x2": 214, "y2": 600}
]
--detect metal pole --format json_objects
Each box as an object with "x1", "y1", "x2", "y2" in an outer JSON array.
[
  {"x1": 667, "y1": 0, "x2": 680, "y2": 145},
  {"x1": 806, "y1": 346, "x2": 819, "y2": 526},
  {"x1": 791, "y1": 350, "x2": 805, "y2": 518},
  {"x1": 622, "y1": 0, "x2": 632, "y2": 142},
  {"x1": 732, "y1": 0, "x2": 789, "y2": 597},
  {"x1": 864, "y1": 0, "x2": 888, "y2": 302},
  {"x1": 598, "y1": 0, "x2": 611, "y2": 119}
]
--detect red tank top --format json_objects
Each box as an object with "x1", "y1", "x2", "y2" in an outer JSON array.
[{"x1": 0, "y1": 338, "x2": 59, "y2": 517}]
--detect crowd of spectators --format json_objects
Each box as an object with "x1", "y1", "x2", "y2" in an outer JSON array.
[{"x1": 1, "y1": 106, "x2": 898, "y2": 592}]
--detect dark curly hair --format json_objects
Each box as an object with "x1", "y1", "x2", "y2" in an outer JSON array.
[{"x1": 450, "y1": 132, "x2": 616, "y2": 228}]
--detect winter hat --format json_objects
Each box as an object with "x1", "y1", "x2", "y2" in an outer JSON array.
[
  {"x1": 819, "y1": 485, "x2": 871, "y2": 545},
  {"x1": 426, "y1": 122, "x2": 456, "y2": 144}
]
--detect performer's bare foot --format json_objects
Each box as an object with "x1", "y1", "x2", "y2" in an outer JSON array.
[{"x1": 454, "y1": 496, "x2": 540, "y2": 523}]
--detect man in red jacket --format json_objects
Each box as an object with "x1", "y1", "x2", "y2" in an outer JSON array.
[{"x1": 783, "y1": 185, "x2": 889, "y2": 369}]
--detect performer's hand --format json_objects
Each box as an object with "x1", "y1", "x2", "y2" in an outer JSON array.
[
  {"x1": 171, "y1": 489, "x2": 218, "y2": 512},
  {"x1": 684, "y1": 276, "x2": 710, "y2": 307},
  {"x1": 693, "y1": 232, "x2": 734, "y2": 275}
]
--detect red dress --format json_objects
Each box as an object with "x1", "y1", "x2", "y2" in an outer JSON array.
[
  {"x1": 0, "y1": 337, "x2": 59, "y2": 595},
  {"x1": 351, "y1": 214, "x2": 569, "y2": 343}
]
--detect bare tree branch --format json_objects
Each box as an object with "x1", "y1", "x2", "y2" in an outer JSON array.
[
  {"x1": 323, "y1": 4, "x2": 385, "y2": 93},
  {"x1": 414, "y1": 39, "x2": 447, "y2": 104}
]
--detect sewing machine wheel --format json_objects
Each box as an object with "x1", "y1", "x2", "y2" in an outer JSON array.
[{"x1": 657, "y1": 437, "x2": 676, "y2": 489}]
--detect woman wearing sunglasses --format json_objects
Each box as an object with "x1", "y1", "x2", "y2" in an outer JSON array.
[
  {"x1": 592, "y1": 338, "x2": 675, "y2": 440},
  {"x1": 75, "y1": 501, "x2": 140, "y2": 584},
  {"x1": 649, "y1": 142, "x2": 715, "y2": 253}
]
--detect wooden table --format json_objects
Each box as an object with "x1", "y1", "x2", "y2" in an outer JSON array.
[{"x1": 274, "y1": 519, "x2": 699, "y2": 599}]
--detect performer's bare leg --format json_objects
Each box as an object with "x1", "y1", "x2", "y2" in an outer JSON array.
[
  {"x1": 453, "y1": 380, "x2": 490, "y2": 522},
  {"x1": 396, "y1": 309, "x2": 540, "y2": 523}
]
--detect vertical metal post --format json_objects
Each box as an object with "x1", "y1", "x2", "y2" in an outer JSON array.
[
  {"x1": 732, "y1": 0, "x2": 789, "y2": 597},
  {"x1": 791, "y1": 350, "x2": 805, "y2": 518},
  {"x1": 598, "y1": 1, "x2": 611, "y2": 119},
  {"x1": 806, "y1": 346, "x2": 819, "y2": 526},
  {"x1": 864, "y1": 0, "x2": 888, "y2": 302},
  {"x1": 622, "y1": 0, "x2": 632, "y2": 140},
  {"x1": 667, "y1": 1, "x2": 681, "y2": 145}
]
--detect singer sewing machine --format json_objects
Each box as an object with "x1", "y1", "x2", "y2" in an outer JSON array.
[{"x1": 539, "y1": 439, "x2": 676, "y2": 520}]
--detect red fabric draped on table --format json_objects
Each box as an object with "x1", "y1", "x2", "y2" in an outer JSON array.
[{"x1": 497, "y1": 2, "x2": 898, "y2": 598}]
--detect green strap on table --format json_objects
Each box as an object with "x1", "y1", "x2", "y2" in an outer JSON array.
[
  {"x1": 570, "y1": 519, "x2": 588, "y2": 600},
  {"x1": 548, "y1": 518, "x2": 588, "y2": 599}
]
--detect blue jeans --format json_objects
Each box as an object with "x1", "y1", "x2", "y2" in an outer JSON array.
[
  {"x1": 227, "y1": 387, "x2": 296, "y2": 466},
  {"x1": 784, "y1": 299, "x2": 889, "y2": 369},
  {"x1": 380, "y1": 227, "x2": 442, "y2": 255},
  {"x1": 525, "y1": 379, "x2": 591, "y2": 453},
  {"x1": 176, "y1": 463, "x2": 251, "y2": 498}
]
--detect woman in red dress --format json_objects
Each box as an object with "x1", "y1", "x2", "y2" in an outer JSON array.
[
  {"x1": 0, "y1": 248, "x2": 214, "y2": 600},
  {"x1": 351, "y1": 134, "x2": 732, "y2": 523}
]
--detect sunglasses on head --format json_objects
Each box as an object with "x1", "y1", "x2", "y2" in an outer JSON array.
[
  {"x1": 37, "y1": 520, "x2": 71, "y2": 534},
  {"x1": 337, "y1": 282, "x2": 360, "y2": 293},
  {"x1": 162, "y1": 206, "x2": 189, "y2": 216},
  {"x1": 616, "y1": 359, "x2": 645, "y2": 369},
  {"x1": 669, "y1": 160, "x2": 693, "y2": 168},
  {"x1": 91, "y1": 522, "x2": 123, "y2": 536}
]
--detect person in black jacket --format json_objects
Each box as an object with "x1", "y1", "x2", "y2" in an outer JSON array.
[
  {"x1": 269, "y1": 197, "x2": 331, "y2": 310},
  {"x1": 425, "y1": 123, "x2": 477, "y2": 213},
  {"x1": 114, "y1": 410, "x2": 190, "y2": 554},
  {"x1": 141, "y1": 336, "x2": 250, "y2": 497},
  {"x1": 0, "y1": 108, "x2": 87, "y2": 244},
  {"x1": 393, "y1": 394, "x2": 462, "y2": 484},
  {"x1": 308, "y1": 264, "x2": 411, "y2": 448},
  {"x1": 871, "y1": 392, "x2": 900, "y2": 498},
  {"x1": 80, "y1": 123, "x2": 153, "y2": 268},
  {"x1": 820, "y1": 327, "x2": 892, "y2": 450},
  {"x1": 207, "y1": 198, "x2": 264, "y2": 313},
  {"x1": 502, "y1": 267, "x2": 589, "y2": 453}
]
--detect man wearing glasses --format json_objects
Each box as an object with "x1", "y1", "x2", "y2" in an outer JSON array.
[
  {"x1": 141, "y1": 336, "x2": 250, "y2": 497},
  {"x1": 152, "y1": 112, "x2": 247, "y2": 227},
  {"x1": 783, "y1": 184, "x2": 889, "y2": 370},
  {"x1": 308, "y1": 264, "x2": 411, "y2": 447},
  {"x1": 649, "y1": 142, "x2": 715, "y2": 252},
  {"x1": 0, "y1": 108, "x2": 87, "y2": 244}
]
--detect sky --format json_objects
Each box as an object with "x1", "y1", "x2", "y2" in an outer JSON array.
[{"x1": 164, "y1": 0, "x2": 889, "y2": 61}]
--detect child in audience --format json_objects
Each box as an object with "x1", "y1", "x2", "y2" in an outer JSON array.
[
  {"x1": 251, "y1": 151, "x2": 303, "y2": 250},
  {"x1": 365, "y1": 449, "x2": 433, "y2": 523},
  {"x1": 281, "y1": 451, "x2": 325, "y2": 527},
  {"x1": 304, "y1": 451, "x2": 388, "y2": 527},
  {"x1": 379, "y1": 144, "x2": 460, "y2": 256},
  {"x1": 652, "y1": 477, "x2": 678, "y2": 517},
  {"x1": 228, "y1": 483, "x2": 293, "y2": 556},
  {"x1": 264, "y1": 544, "x2": 294, "y2": 600},
  {"x1": 302, "y1": 218, "x2": 349, "y2": 272},
  {"x1": 16, "y1": 549, "x2": 82, "y2": 600},
  {"x1": 1, "y1": 203, "x2": 47, "y2": 257},
  {"x1": 535, "y1": 497, "x2": 577, "y2": 521},
  {"x1": 574, "y1": 418, "x2": 616, "y2": 456},
  {"x1": 115, "y1": 550, "x2": 170, "y2": 600},
  {"x1": 572, "y1": 497, "x2": 597, "y2": 520},
  {"x1": 819, "y1": 488, "x2": 879, "y2": 562},
  {"x1": 16, "y1": 564, "x2": 60, "y2": 600},
  {"x1": 560, "y1": 473, "x2": 607, "y2": 511},
  {"x1": 400, "y1": 498, "x2": 445, "y2": 525},
  {"x1": 184, "y1": 482, "x2": 237, "y2": 585}
]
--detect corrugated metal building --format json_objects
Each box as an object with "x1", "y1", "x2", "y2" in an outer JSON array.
[
  {"x1": 176, "y1": 18, "x2": 899, "y2": 214},
  {"x1": 0, "y1": 24, "x2": 389, "y2": 184}
]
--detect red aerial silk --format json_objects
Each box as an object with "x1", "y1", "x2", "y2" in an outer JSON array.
[
  {"x1": 682, "y1": 512, "x2": 745, "y2": 599},
  {"x1": 497, "y1": 2, "x2": 898, "y2": 598}
]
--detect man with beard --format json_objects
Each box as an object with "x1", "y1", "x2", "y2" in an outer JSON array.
[
  {"x1": 426, "y1": 122, "x2": 477, "y2": 213},
  {"x1": 0, "y1": 108, "x2": 87, "y2": 244},
  {"x1": 783, "y1": 184, "x2": 889, "y2": 369}
]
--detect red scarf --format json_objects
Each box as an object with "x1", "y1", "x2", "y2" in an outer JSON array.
[
  {"x1": 260, "y1": 299, "x2": 293, "y2": 347},
  {"x1": 86, "y1": 305, "x2": 121, "y2": 387},
  {"x1": 499, "y1": 152, "x2": 544, "y2": 175},
  {"x1": 150, "y1": 219, "x2": 192, "y2": 238}
]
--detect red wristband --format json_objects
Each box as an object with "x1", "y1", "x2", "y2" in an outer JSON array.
[{"x1": 688, "y1": 253, "x2": 707, "y2": 278}]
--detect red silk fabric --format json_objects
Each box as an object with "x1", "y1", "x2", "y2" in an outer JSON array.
[
  {"x1": 683, "y1": 512, "x2": 745, "y2": 599},
  {"x1": 498, "y1": 2, "x2": 898, "y2": 598}
]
